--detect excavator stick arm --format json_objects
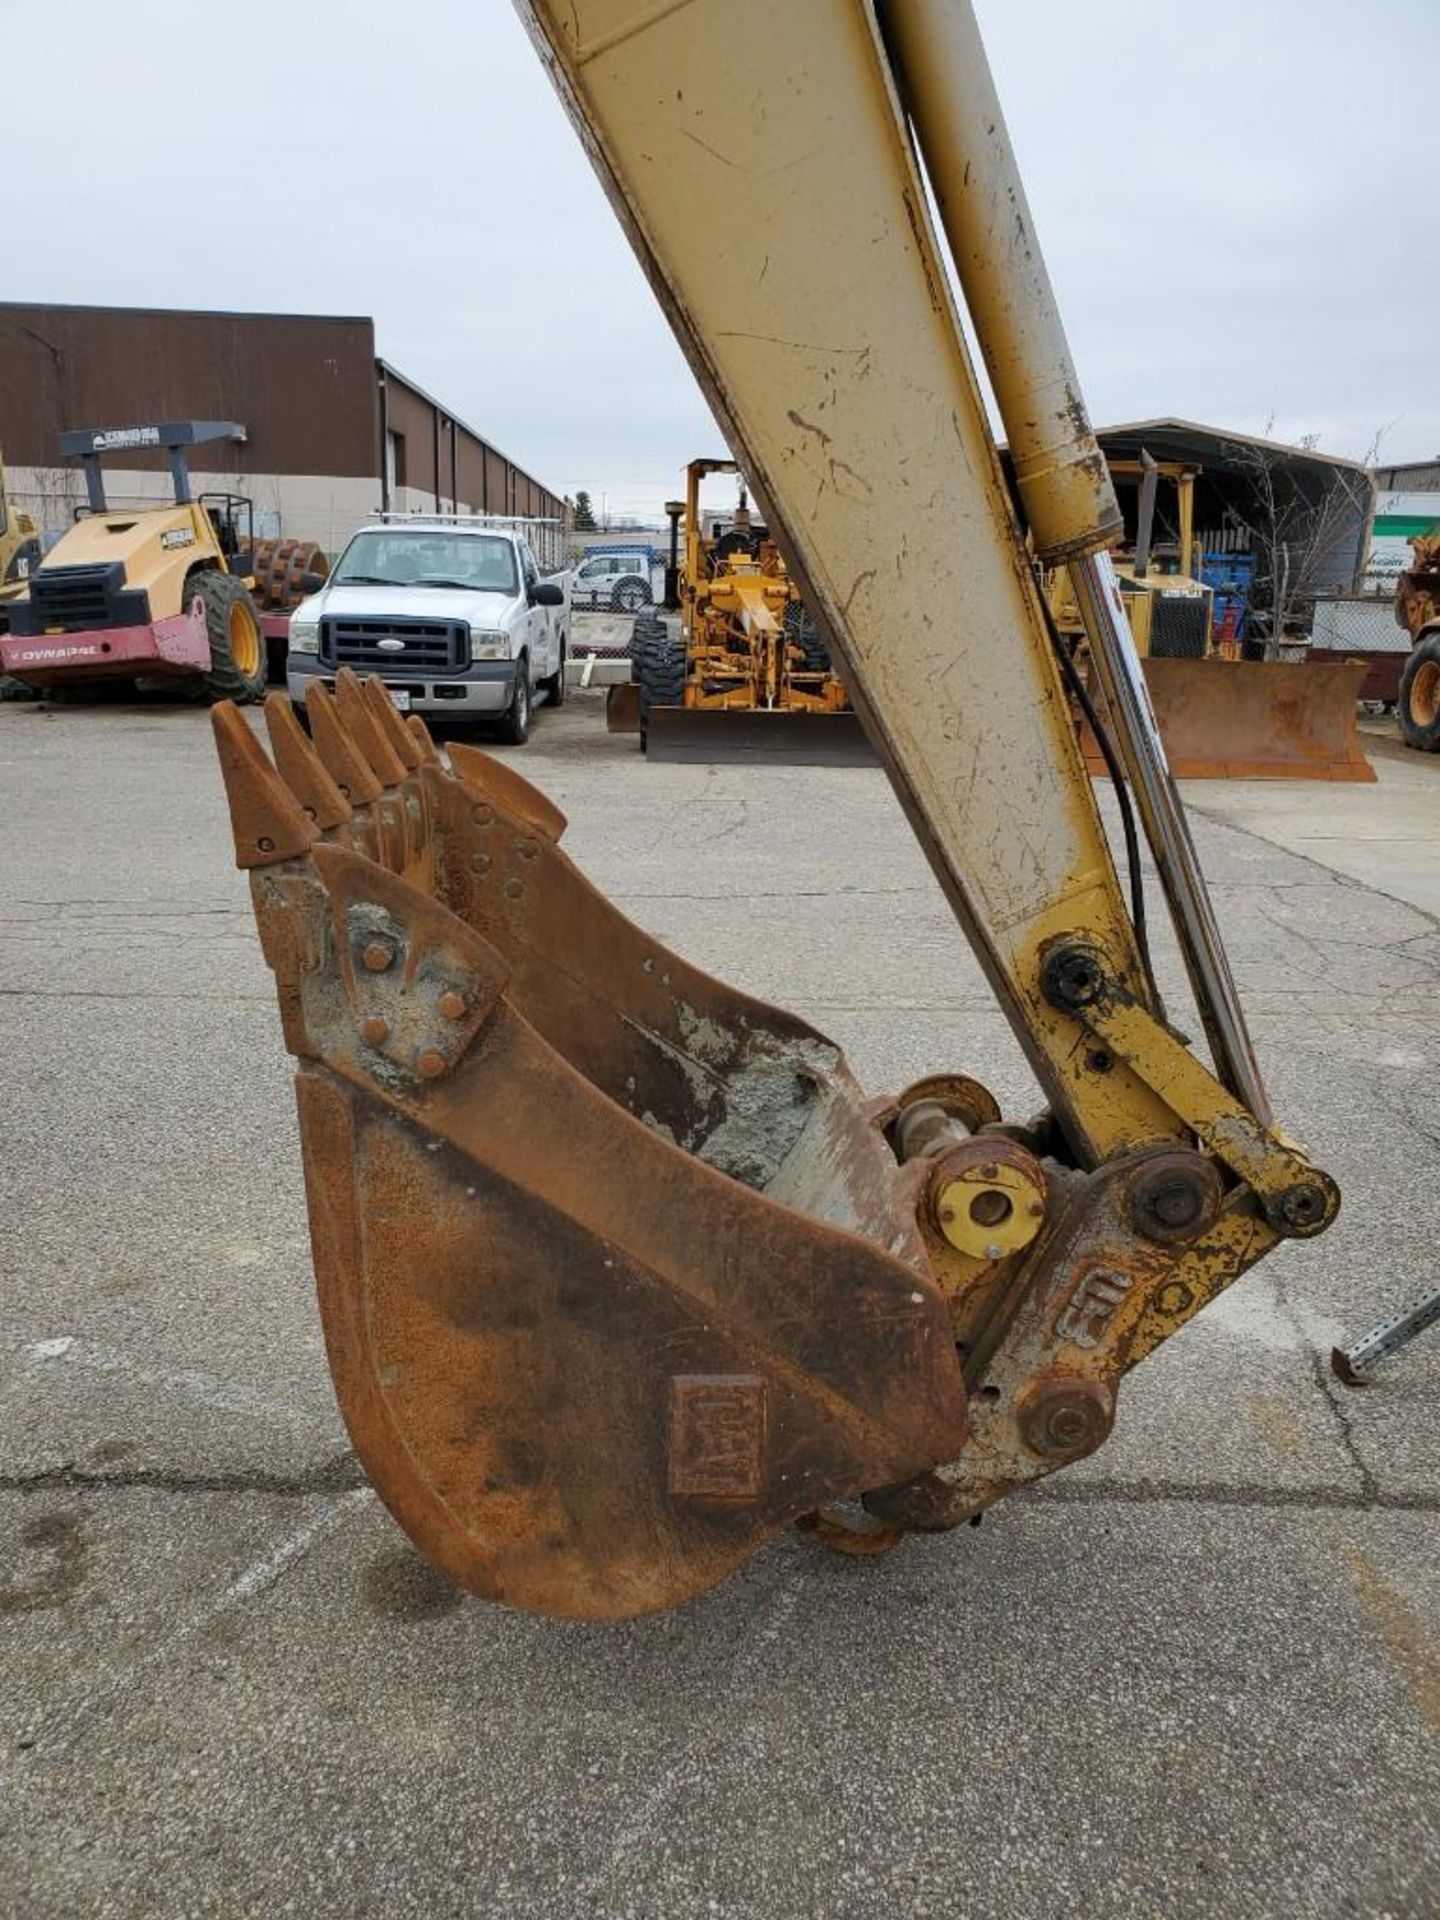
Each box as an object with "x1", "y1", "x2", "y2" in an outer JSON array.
[{"x1": 517, "y1": 0, "x2": 1250, "y2": 1159}]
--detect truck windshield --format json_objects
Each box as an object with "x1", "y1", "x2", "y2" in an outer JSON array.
[{"x1": 332, "y1": 531, "x2": 518, "y2": 594}]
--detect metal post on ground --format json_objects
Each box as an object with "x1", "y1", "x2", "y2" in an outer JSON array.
[{"x1": 1331, "y1": 1284, "x2": 1440, "y2": 1385}]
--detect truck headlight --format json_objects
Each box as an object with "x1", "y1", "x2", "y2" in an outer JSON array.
[
  {"x1": 289, "y1": 617, "x2": 320, "y2": 655},
  {"x1": 471, "y1": 628, "x2": 509, "y2": 660}
]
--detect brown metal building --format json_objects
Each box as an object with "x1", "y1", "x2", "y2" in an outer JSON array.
[{"x1": 0, "y1": 302, "x2": 568, "y2": 564}]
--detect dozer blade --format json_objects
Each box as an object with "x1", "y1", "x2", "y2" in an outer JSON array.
[
  {"x1": 1083, "y1": 657, "x2": 1375, "y2": 782},
  {"x1": 213, "y1": 679, "x2": 966, "y2": 1618},
  {"x1": 646, "y1": 703, "x2": 876, "y2": 766}
]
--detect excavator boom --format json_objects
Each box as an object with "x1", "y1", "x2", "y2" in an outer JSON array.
[{"x1": 212, "y1": 0, "x2": 1338, "y2": 1618}]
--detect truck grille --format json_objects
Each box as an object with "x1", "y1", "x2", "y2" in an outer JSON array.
[
  {"x1": 1150, "y1": 594, "x2": 1210, "y2": 660},
  {"x1": 320, "y1": 616, "x2": 468, "y2": 673}
]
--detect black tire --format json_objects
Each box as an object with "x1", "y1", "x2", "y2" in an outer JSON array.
[
  {"x1": 540, "y1": 638, "x2": 567, "y2": 707},
  {"x1": 784, "y1": 601, "x2": 830, "y2": 673},
  {"x1": 612, "y1": 576, "x2": 652, "y2": 614},
  {"x1": 495, "y1": 657, "x2": 532, "y2": 745},
  {"x1": 628, "y1": 618, "x2": 658, "y2": 683},
  {"x1": 629, "y1": 613, "x2": 664, "y2": 677},
  {"x1": 1398, "y1": 630, "x2": 1440, "y2": 752},
  {"x1": 194, "y1": 569, "x2": 267, "y2": 705},
  {"x1": 636, "y1": 632, "x2": 687, "y2": 748}
]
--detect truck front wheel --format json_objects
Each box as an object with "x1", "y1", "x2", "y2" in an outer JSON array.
[{"x1": 496, "y1": 657, "x2": 532, "y2": 745}]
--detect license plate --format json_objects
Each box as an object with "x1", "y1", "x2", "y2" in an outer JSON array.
[{"x1": 387, "y1": 688, "x2": 411, "y2": 712}]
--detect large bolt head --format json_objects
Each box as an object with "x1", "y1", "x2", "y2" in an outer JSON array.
[
  {"x1": 1016, "y1": 1378, "x2": 1114, "y2": 1462},
  {"x1": 1128, "y1": 1155, "x2": 1224, "y2": 1245},
  {"x1": 1267, "y1": 1179, "x2": 1337, "y2": 1239},
  {"x1": 1040, "y1": 944, "x2": 1107, "y2": 1011}
]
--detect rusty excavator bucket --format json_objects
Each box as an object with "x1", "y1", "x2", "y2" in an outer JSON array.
[{"x1": 212, "y1": 672, "x2": 970, "y2": 1618}]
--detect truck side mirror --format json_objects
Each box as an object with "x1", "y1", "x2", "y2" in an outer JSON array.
[{"x1": 531, "y1": 582, "x2": 564, "y2": 607}]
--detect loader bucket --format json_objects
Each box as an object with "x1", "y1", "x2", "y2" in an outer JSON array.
[
  {"x1": 1081, "y1": 657, "x2": 1375, "y2": 782},
  {"x1": 212, "y1": 674, "x2": 965, "y2": 1618},
  {"x1": 646, "y1": 703, "x2": 877, "y2": 766}
]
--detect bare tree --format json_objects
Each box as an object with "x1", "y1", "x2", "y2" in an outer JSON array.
[
  {"x1": 1218, "y1": 421, "x2": 1381, "y2": 659},
  {"x1": 14, "y1": 463, "x2": 84, "y2": 544}
]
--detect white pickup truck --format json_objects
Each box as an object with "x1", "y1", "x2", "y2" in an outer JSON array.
[{"x1": 286, "y1": 518, "x2": 569, "y2": 744}]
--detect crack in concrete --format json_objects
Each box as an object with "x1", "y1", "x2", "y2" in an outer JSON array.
[
  {"x1": 1025, "y1": 1479, "x2": 1439, "y2": 1514},
  {"x1": 1188, "y1": 804, "x2": 1440, "y2": 934},
  {"x1": 0, "y1": 988, "x2": 270, "y2": 1003},
  {"x1": 0, "y1": 1451, "x2": 364, "y2": 1499},
  {"x1": 5, "y1": 1454, "x2": 1433, "y2": 1518},
  {"x1": 609, "y1": 883, "x2": 935, "y2": 903}
]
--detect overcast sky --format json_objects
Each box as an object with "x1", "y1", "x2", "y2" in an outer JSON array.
[{"x1": 9, "y1": 1, "x2": 1433, "y2": 518}]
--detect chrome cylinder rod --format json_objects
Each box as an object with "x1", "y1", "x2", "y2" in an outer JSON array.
[
  {"x1": 883, "y1": 0, "x2": 1271, "y2": 1123},
  {"x1": 1069, "y1": 552, "x2": 1272, "y2": 1122}
]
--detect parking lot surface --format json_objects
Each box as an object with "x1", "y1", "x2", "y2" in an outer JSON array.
[{"x1": 2, "y1": 687, "x2": 1436, "y2": 1918}]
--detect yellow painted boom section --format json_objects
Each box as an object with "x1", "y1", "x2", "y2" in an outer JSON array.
[{"x1": 518, "y1": 0, "x2": 1180, "y2": 1161}]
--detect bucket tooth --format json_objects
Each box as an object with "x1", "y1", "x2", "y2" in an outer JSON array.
[
  {"x1": 334, "y1": 667, "x2": 409, "y2": 787},
  {"x1": 406, "y1": 714, "x2": 441, "y2": 765},
  {"x1": 211, "y1": 702, "x2": 319, "y2": 869},
  {"x1": 306, "y1": 680, "x2": 384, "y2": 807},
  {"x1": 448, "y1": 739, "x2": 568, "y2": 842},
  {"x1": 308, "y1": 840, "x2": 509, "y2": 1084},
  {"x1": 263, "y1": 693, "x2": 353, "y2": 831},
  {"x1": 361, "y1": 674, "x2": 423, "y2": 771}
]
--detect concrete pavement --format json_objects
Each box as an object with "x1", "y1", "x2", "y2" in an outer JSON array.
[{"x1": 1, "y1": 688, "x2": 1436, "y2": 1918}]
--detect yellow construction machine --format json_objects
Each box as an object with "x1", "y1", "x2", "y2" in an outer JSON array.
[
  {"x1": 1050, "y1": 452, "x2": 1372, "y2": 780},
  {"x1": 0, "y1": 451, "x2": 42, "y2": 634},
  {"x1": 628, "y1": 458, "x2": 862, "y2": 762},
  {"x1": 212, "y1": 0, "x2": 1340, "y2": 1620},
  {"x1": 0, "y1": 421, "x2": 324, "y2": 702},
  {"x1": 1394, "y1": 533, "x2": 1440, "y2": 752}
]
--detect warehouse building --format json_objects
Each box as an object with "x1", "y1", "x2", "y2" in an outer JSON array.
[
  {"x1": 1368, "y1": 457, "x2": 1440, "y2": 594},
  {"x1": 0, "y1": 302, "x2": 570, "y2": 566}
]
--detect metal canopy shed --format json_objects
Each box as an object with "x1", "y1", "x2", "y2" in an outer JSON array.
[{"x1": 1095, "y1": 417, "x2": 1373, "y2": 602}]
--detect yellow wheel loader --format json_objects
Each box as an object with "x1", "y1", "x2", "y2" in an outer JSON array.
[
  {"x1": 0, "y1": 421, "x2": 303, "y2": 705},
  {"x1": 1050, "y1": 452, "x2": 1372, "y2": 780},
  {"x1": 212, "y1": 0, "x2": 1340, "y2": 1621},
  {"x1": 1395, "y1": 533, "x2": 1440, "y2": 752},
  {"x1": 635, "y1": 458, "x2": 865, "y2": 763}
]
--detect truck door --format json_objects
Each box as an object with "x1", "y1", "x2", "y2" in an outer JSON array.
[{"x1": 519, "y1": 541, "x2": 551, "y2": 682}]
